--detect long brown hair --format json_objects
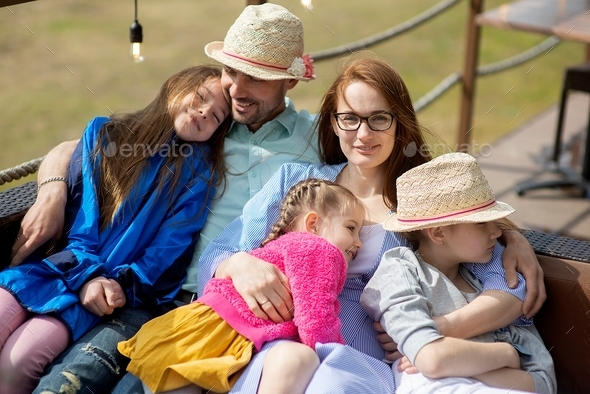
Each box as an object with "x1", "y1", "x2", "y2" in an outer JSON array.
[
  {"x1": 261, "y1": 179, "x2": 365, "y2": 246},
  {"x1": 94, "y1": 65, "x2": 231, "y2": 229},
  {"x1": 317, "y1": 56, "x2": 432, "y2": 210}
]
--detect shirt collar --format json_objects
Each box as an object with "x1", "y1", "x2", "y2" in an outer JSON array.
[{"x1": 273, "y1": 97, "x2": 298, "y2": 135}]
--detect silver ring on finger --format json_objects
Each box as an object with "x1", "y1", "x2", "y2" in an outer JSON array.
[{"x1": 259, "y1": 299, "x2": 270, "y2": 305}]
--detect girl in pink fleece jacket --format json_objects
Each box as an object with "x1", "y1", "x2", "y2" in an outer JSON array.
[{"x1": 118, "y1": 178, "x2": 365, "y2": 394}]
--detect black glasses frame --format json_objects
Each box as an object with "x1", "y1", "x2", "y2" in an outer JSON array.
[{"x1": 333, "y1": 112, "x2": 395, "y2": 132}]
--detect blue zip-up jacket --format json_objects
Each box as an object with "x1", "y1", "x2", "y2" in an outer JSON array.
[{"x1": 0, "y1": 117, "x2": 215, "y2": 341}]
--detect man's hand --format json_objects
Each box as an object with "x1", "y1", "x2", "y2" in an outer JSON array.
[
  {"x1": 374, "y1": 321, "x2": 402, "y2": 362},
  {"x1": 217, "y1": 252, "x2": 293, "y2": 323},
  {"x1": 11, "y1": 181, "x2": 67, "y2": 266},
  {"x1": 502, "y1": 230, "x2": 546, "y2": 318},
  {"x1": 11, "y1": 139, "x2": 78, "y2": 266},
  {"x1": 79, "y1": 277, "x2": 126, "y2": 316}
]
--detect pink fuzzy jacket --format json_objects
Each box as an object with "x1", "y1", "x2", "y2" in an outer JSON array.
[{"x1": 198, "y1": 232, "x2": 347, "y2": 351}]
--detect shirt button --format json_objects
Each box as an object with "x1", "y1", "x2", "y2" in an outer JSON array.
[{"x1": 251, "y1": 172, "x2": 257, "y2": 178}]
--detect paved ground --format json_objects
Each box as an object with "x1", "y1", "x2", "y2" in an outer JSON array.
[{"x1": 478, "y1": 92, "x2": 590, "y2": 241}]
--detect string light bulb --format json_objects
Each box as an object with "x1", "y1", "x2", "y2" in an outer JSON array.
[
  {"x1": 129, "y1": 0, "x2": 144, "y2": 63},
  {"x1": 301, "y1": 0, "x2": 313, "y2": 9}
]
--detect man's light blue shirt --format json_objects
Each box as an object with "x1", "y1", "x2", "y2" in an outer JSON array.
[{"x1": 182, "y1": 98, "x2": 320, "y2": 293}]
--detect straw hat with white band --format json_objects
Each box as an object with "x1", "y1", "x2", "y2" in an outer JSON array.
[
  {"x1": 384, "y1": 152, "x2": 515, "y2": 232},
  {"x1": 204, "y1": 3, "x2": 315, "y2": 81}
]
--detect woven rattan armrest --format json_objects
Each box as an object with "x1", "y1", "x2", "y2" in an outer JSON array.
[
  {"x1": 521, "y1": 229, "x2": 590, "y2": 263},
  {"x1": 0, "y1": 179, "x2": 589, "y2": 391}
]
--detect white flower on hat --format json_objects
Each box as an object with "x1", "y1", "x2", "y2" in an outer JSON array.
[
  {"x1": 287, "y1": 54, "x2": 316, "y2": 79},
  {"x1": 288, "y1": 57, "x2": 306, "y2": 78}
]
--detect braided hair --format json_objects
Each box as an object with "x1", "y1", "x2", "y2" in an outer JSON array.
[{"x1": 261, "y1": 178, "x2": 365, "y2": 246}]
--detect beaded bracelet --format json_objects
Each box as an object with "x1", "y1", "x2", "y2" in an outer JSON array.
[{"x1": 37, "y1": 176, "x2": 68, "y2": 191}]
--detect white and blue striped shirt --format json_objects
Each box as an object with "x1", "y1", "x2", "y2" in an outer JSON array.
[{"x1": 197, "y1": 162, "x2": 529, "y2": 392}]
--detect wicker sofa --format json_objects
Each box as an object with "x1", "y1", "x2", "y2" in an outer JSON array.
[{"x1": 1, "y1": 181, "x2": 589, "y2": 394}]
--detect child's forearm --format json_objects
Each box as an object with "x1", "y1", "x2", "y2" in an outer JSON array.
[
  {"x1": 433, "y1": 290, "x2": 523, "y2": 339},
  {"x1": 413, "y1": 337, "x2": 519, "y2": 379},
  {"x1": 472, "y1": 367, "x2": 535, "y2": 392}
]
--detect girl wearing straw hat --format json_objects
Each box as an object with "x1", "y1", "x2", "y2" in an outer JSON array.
[
  {"x1": 361, "y1": 152, "x2": 556, "y2": 394},
  {"x1": 198, "y1": 57, "x2": 545, "y2": 394}
]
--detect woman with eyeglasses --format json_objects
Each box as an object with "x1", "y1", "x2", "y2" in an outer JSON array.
[{"x1": 196, "y1": 55, "x2": 544, "y2": 393}]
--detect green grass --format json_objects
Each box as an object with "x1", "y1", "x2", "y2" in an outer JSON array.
[{"x1": 0, "y1": 0, "x2": 583, "y2": 191}]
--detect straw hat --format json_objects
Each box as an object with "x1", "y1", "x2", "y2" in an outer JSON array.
[
  {"x1": 384, "y1": 152, "x2": 514, "y2": 232},
  {"x1": 204, "y1": 3, "x2": 315, "y2": 81}
]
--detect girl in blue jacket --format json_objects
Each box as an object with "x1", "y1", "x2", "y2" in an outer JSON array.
[{"x1": 0, "y1": 65, "x2": 230, "y2": 393}]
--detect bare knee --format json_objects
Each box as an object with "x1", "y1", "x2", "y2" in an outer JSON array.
[
  {"x1": 267, "y1": 342, "x2": 319, "y2": 371},
  {"x1": 259, "y1": 342, "x2": 319, "y2": 394}
]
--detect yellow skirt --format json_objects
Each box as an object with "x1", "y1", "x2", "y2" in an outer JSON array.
[{"x1": 118, "y1": 302, "x2": 253, "y2": 393}]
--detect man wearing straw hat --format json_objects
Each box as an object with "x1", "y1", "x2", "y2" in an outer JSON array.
[
  {"x1": 182, "y1": 2, "x2": 319, "y2": 304},
  {"x1": 26, "y1": 3, "x2": 321, "y2": 393}
]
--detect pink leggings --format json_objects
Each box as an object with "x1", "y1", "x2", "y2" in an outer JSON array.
[{"x1": 0, "y1": 288, "x2": 70, "y2": 394}]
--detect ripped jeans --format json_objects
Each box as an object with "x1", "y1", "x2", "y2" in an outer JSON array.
[{"x1": 33, "y1": 305, "x2": 161, "y2": 394}]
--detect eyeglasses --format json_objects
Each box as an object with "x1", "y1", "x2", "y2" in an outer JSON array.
[{"x1": 334, "y1": 112, "x2": 394, "y2": 132}]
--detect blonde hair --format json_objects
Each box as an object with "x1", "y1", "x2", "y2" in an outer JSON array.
[
  {"x1": 94, "y1": 66, "x2": 231, "y2": 230},
  {"x1": 261, "y1": 179, "x2": 365, "y2": 246}
]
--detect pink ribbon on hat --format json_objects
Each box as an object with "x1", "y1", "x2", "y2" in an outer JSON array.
[
  {"x1": 397, "y1": 199, "x2": 497, "y2": 224},
  {"x1": 222, "y1": 50, "x2": 289, "y2": 71},
  {"x1": 221, "y1": 49, "x2": 315, "y2": 79}
]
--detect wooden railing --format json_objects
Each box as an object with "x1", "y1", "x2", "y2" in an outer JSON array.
[{"x1": 0, "y1": 0, "x2": 575, "y2": 183}]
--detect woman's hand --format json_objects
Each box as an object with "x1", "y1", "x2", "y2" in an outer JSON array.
[
  {"x1": 79, "y1": 277, "x2": 126, "y2": 316},
  {"x1": 374, "y1": 321, "x2": 403, "y2": 362},
  {"x1": 216, "y1": 252, "x2": 293, "y2": 323},
  {"x1": 502, "y1": 230, "x2": 546, "y2": 318}
]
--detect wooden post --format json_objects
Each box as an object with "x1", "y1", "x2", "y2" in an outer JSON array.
[{"x1": 457, "y1": 0, "x2": 483, "y2": 151}]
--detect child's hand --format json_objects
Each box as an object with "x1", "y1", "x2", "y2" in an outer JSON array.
[
  {"x1": 79, "y1": 277, "x2": 126, "y2": 316},
  {"x1": 105, "y1": 278, "x2": 126, "y2": 309},
  {"x1": 396, "y1": 356, "x2": 419, "y2": 374}
]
